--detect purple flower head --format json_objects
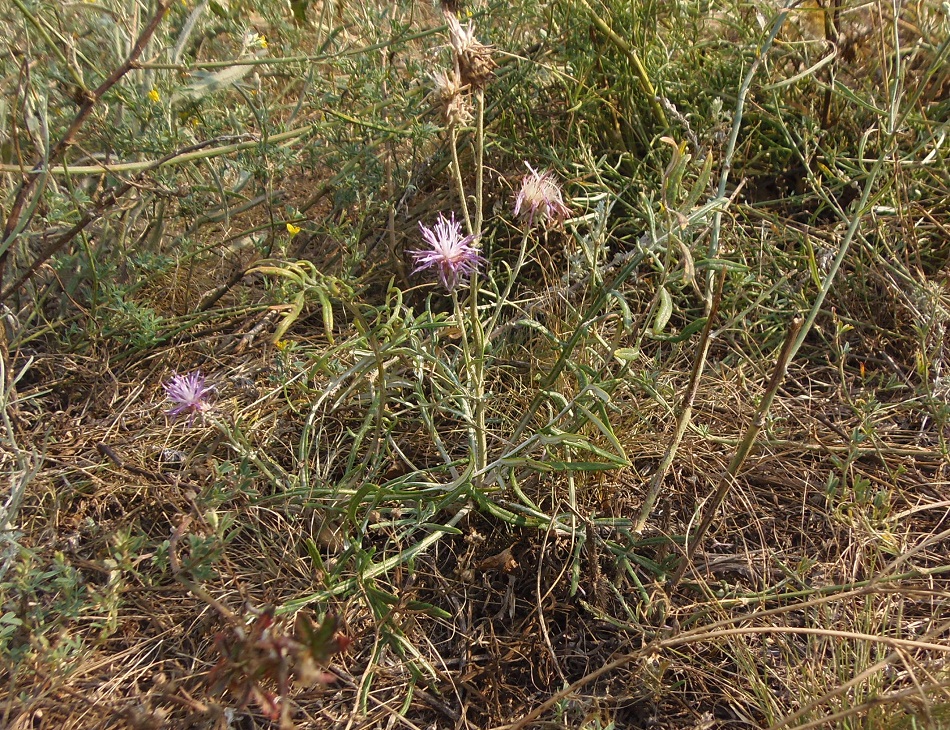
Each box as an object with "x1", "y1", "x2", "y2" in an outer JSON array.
[
  {"x1": 514, "y1": 162, "x2": 571, "y2": 228},
  {"x1": 410, "y1": 213, "x2": 485, "y2": 292},
  {"x1": 164, "y1": 371, "x2": 214, "y2": 424}
]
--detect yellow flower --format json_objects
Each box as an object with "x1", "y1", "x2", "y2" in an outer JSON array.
[
  {"x1": 148, "y1": 88, "x2": 161, "y2": 103},
  {"x1": 260, "y1": 36, "x2": 268, "y2": 49},
  {"x1": 286, "y1": 223, "x2": 302, "y2": 237}
]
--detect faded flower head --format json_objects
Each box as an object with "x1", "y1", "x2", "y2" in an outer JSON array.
[
  {"x1": 431, "y1": 69, "x2": 472, "y2": 128},
  {"x1": 164, "y1": 371, "x2": 214, "y2": 423},
  {"x1": 445, "y1": 11, "x2": 496, "y2": 89},
  {"x1": 410, "y1": 213, "x2": 484, "y2": 292},
  {"x1": 514, "y1": 162, "x2": 571, "y2": 228}
]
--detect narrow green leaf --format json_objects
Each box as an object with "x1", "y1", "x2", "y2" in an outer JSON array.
[
  {"x1": 614, "y1": 347, "x2": 640, "y2": 363},
  {"x1": 653, "y1": 285, "x2": 674, "y2": 335},
  {"x1": 683, "y1": 151, "x2": 715, "y2": 212}
]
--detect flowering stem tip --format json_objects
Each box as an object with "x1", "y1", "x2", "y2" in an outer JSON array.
[
  {"x1": 514, "y1": 162, "x2": 571, "y2": 228},
  {"x1": 410, "y1": 213, "x2": 485, "y2": 292},
  {"x1": 164, "y1": 371, "x2": 214, "y2": 423}
]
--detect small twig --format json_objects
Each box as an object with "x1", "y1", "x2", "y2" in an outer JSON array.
[
  {"x1": 97, "y1": 442, "x2": 177, "y2": 486},
  {"x1": 669, "y1": 316, "x2": 803, "y2": 587}
]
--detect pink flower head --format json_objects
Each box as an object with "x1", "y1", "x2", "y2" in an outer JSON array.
[
  {"x1": 410, "y1": 213, "x2": 485, "y2": 292},
  {"x1": 164, "y1": 371, "x2": 214, "y2": 424},
  {"x1": 514, "y1": 162, "x2": 571, "y2": 228}
]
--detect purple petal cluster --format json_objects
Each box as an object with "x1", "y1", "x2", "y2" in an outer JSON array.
[
  {"x1": 514, "y1": 162, "x2": 571, "y2": 228},
  {"x1": 410, "y1": 213, "x2": 485, "y2": 292},
  {"x1": 164, "y1": 371, "x2": 214, "y2": 424}
]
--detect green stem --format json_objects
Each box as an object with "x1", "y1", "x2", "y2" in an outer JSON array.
[
  {"x1": 669, "y1": 316, "x2": 803, "y2": 587},
  {"x1": 449, "y1": 127, "x2": 473, "y2": 236},
  {"x1": 634, "y1": 270, "x2": 725, "y2": 534},
  {"x1": 470, "y1": 91, "x2": 489, "y2": 482},
  {"x1": 450, "y1": 290, "x2": 479, "y2": 459},
  {"x1": 474, "y1": 90, "x2": 485, "y2": 238},
  {"x1": 573, "y1": 0, "x2": 667, "y2": 129},
  {"x1": 0, "y1": 126, "x2": 310, "y2": 176},
  {"x1": 485, "y1": 228, "x2": 531, "y2": 340}
]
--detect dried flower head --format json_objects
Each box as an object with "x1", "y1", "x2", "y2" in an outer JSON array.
[
  {"x1": 164, "y1": 371, "x2": 214, "y2": 424},
  {"x1": 445, "y1": 12, "x2": 496, "y2": 89},
  {"x1": 514, "y1": 162, "x2": 572, "y2": 228},
  {"x1": 431, "y1": 69, "x2": 473, "y2": 128},
  {"x1": 410, "y1": 213, "x2": 485, "y2": 292}
]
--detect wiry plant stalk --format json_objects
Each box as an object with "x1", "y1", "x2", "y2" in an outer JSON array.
[
  {"x1": 442, "y1": 60, "x2": 488, "y2": 483},
  {"x1": 633, "y1": 269, "x2": 725, "y2": 534},
  {"x1": 474, "y1": 89, "x2": 485, "y2": 237},
  {"x1": 669, "y1": 316, "x2": 803, "y2": 587},
  {"x1": 634, "y1": 8, "x2": 790, "y2": 532},
  {"x1": 449, "y1": 127, "x2": 473, "y2": 236},
  {"x1": 485, "y1": 228, "x2": 531, "y2": 339},
  {"x1": 470, "y1": 87, "x2": 489, "y2": 482}
]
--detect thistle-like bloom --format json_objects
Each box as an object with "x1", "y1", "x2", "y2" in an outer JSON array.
[
  {"x1": 164, "y1": 371, "x2": 214, "y2": 424},
  {"x1": 514, "y1": 162, "x2": 572, "y2": 228},
  {"x1": 410, "y1": 213, "x2": 484, "y2": 292}
]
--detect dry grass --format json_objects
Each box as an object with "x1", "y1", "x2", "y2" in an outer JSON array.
[{"x1": 4, "y1": 315, "x2": 948, "y2": 728}]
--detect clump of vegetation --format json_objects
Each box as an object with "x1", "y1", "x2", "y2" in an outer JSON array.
[{"x1": 1, "y1": 0, "x2": 949, "y2": 727}]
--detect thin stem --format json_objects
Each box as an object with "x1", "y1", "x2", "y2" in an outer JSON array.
[
  {"x1": 449, "y1": 127, "x2": 473, "y2": 235},
  {"x1": 669, "y1": 316, "x2": 803, "y2": 587},
  {"x1": 573, "y1": 0, "x2": 667, "y2": 129},
  {"x1": 450, "y1": 290, "x2": 479, "y2": 460},
  {"x1": 634, "y1": 269, "x2": 725, "y2": 533},
  {"x1": 470, "y1": 291, "x2": 487, "y2": 482},
  {"x1": 474, "y1": 90, "x2": 485, "y2": 237},
  {"x1": 485, "y1": 228, "x2": 532, "y2": 340},
  {"x1": 705, "y1": 7, "x2": 789, "y2": 288}
]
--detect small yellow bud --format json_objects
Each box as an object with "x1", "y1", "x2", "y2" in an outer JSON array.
[
  {"x1": 148, "y1": 89, "x2": 161, "y2": 103},
  {"x1": 286, "y1": 223, "x2": 302, "y2": 237}
]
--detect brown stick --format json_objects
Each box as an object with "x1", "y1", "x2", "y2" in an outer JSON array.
[{"x1": 0, "y1": 0, "x2": 173, "y2": 290}]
